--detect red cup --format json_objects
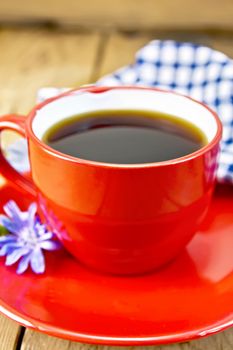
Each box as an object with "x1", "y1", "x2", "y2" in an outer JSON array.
[{"x1": 0, "y1": 86, "x2": 222, "y2": 275}]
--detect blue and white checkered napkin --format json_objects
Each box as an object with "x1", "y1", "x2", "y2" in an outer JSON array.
[{"x1": 7, "y1": 40, "x2": 233, "y2": 183}]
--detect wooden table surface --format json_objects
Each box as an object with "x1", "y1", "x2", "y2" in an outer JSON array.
[{"x1": 0, "y1": 25, "x2": 233, "y2": 350}]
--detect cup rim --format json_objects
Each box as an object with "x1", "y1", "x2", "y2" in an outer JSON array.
[{"x1": 26, "y1": 86, "x2": 223, "y2": 169}]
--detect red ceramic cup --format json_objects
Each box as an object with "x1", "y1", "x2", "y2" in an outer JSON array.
[{"x1": 0, "y1": 86, "x2": 222, "y2": 275}]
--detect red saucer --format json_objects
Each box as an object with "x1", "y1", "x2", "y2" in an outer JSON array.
[{"x1": 0, "y1": 178, "x2": 233, "y2": 345}]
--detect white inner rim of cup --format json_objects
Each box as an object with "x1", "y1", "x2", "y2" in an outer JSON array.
[{"x1": 33, "y1": 88, "x2": 218, "y2": 143}]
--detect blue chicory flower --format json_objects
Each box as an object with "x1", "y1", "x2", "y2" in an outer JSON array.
[{"x1": 0, "y1": 201, "x2": 61, "y2": 274}]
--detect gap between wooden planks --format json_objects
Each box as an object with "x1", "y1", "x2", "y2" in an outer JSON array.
[{"x1": 0, "y1": 314, "x2": 21, "y2": 350}]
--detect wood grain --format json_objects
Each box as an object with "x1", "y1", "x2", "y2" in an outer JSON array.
[
  {"x1": 0, "y1": 27, "x2": 101, "y2": 152},
  {"x1": 211, "y1": 38, "x2": 233, "y2": 58},
  {"x1": 20, "y1": 328, "x2": 233, "y2": 350},
  {"x1": 97, "y1": 33, "x2": 150, "y2": 78},
  {"x1": 0, "y1": 314, "x2": 21, "y2": 350},
  {"x1": 97, "y1": 32, "x2": 215, "y2": 79},
  {"x1": 0, "y1": 28, "x2": 100, "y2": 114},
  {"x1": 0, "y1": 0, "x2": 233, "y2": 30},
  {"x1": 21, "y1": 330, "x2": 71, "y2": 350}
]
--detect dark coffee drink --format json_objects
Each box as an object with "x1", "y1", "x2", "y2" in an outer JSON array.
[{"x1": 42, "y1": 110, "x2": 207, "y2": 164}]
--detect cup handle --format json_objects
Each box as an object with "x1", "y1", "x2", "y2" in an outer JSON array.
[{"x1": 0, "y1": 114, "x2": 36, "y2": 196}]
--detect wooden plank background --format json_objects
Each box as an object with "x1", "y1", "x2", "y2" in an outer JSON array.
[
  {"x1": 0, "y1": 0, "x2": 233, "y2": 30},
  {"x1": 1, "y1": 27, "x2": 233, "y2": 117},
  {"x1": 0, "y1": 2, "x2": 232, "y2": 347}
]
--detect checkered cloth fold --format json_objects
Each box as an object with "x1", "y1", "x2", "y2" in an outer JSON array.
[
  {"x1": 98, "y1": 40, "x2": 233, "y2": 183},
  {"x1": 8, "y1": 40, "x2": 233, "y2": 183}
]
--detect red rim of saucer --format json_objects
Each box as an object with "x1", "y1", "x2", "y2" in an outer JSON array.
[{"x1": 0, "y1": 300, "x2": 233, "y2": 345}]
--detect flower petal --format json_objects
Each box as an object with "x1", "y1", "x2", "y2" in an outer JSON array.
[
  {"x1": 35, "y1": 223, "x2": 47, "y2": 237},
  {"x1": 0, "y1": 215, "x2": 7, "y2": 224},
  {"x1": 0, "y1": 242, "x2": 22, "y2": 256},
  {"x1": 3, "y1": 201, "x2": 21, "y2": 218},
  {"x1": 5, "y1": 247, "x2": 30, "y2": 266},
  {"x1": 16, "y1": 253, "x2": 32, "y2": 274},
  {"x1": 0, "y1": 235, "x2": 16, "y2": 243},
  {"x1": 3, "y1": 201, "x2": 30, "y2": 233},
  {"x1": 39, "y1": 240, "x2": 61, "y2": 251},
  {"x1": 30, "y1": 248, "x2": 45, "y2": 274},
  {"x1": 3, "y1": 201, "x2": 28, "y2": 225},
  {"x1": 28, "y1": 203, "x2": 37, "y2": 229},
  {"x1": 0, "y1": 216, "x2": 17, "y2": 234},
  {"x1": 38, "y1": 232, "x2": 53, "y2": 241},
  {"x1": 0, "y1": 245, "x2": 11, "y2": 256}
]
